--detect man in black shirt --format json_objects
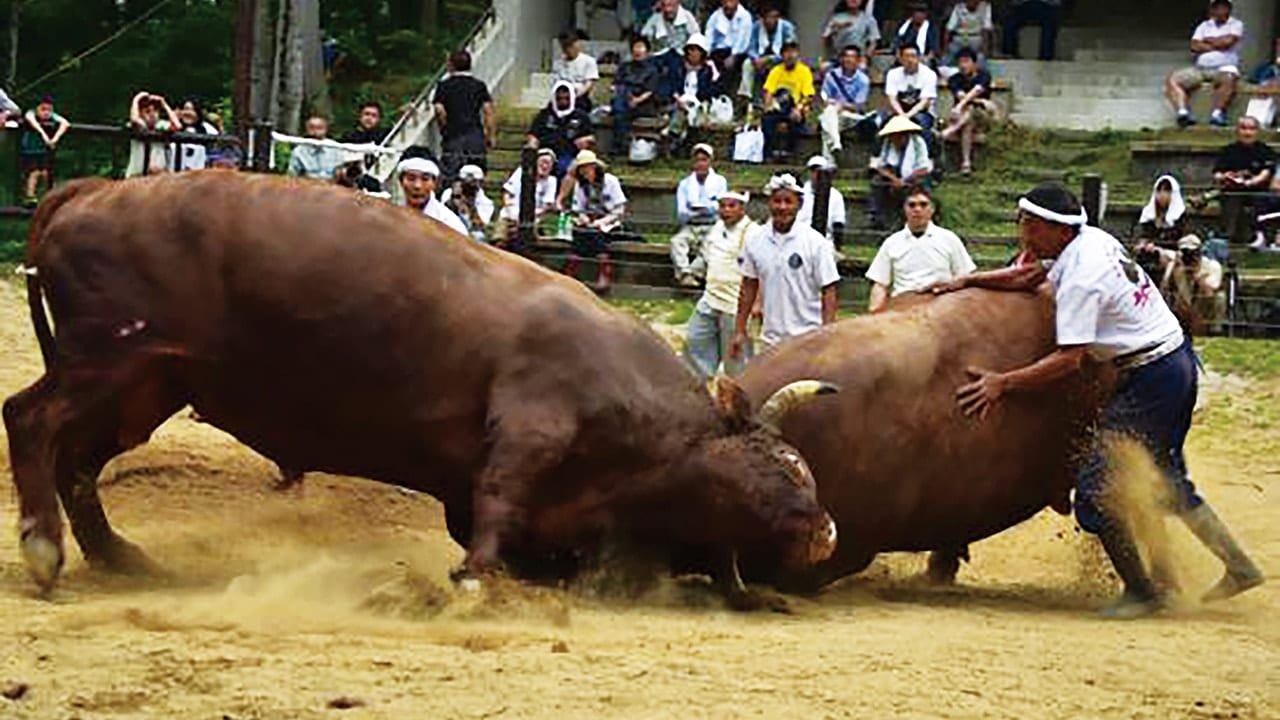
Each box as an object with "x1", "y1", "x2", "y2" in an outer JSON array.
[
  {"x1": 340, "y1": 101, "x2": 389, "y2": 145},
  {"x1": 1213, "y1": 115, "x2": 1276, "y2": 243},
  {"x1": 527, "y1": 81, "x2": 596, "y2": 177},
  {"x1": 940, "y1": 47, "x2": 995, "y2": 175},
  {"x1": 433, "y1": 50, "x2": 495, "y2": 184},
  {"x1": 609, "y1": 35, "x2": 661, "y2": 157}
]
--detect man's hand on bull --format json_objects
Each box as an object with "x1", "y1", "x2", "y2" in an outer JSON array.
[
  {"x1": 928, "y1": 277, "x2": 968, "y2": 295},
  {"x1": 728, "y1": 331, "x2": 749, "y2": 360},
  {"x1": 956, "y1": 367, "x2": 1006, "y2": 420}
]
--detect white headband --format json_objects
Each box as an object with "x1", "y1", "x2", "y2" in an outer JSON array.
[
  {"x1": 397, "y1": 157, "x2": 439, "y2": 176},
  {"x1": 1018, "y1": 197, "x2": 1087, "y2": 226},
  {"x1": 719, "y1": 190, "x2": 750, "y2": 203},
  {"x1": 764, "y1": 173, "x2": 803, "y2": 195}
]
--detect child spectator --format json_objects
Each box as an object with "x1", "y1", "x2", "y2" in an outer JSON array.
[
  {"x1": 822, "y1": 0, "x2": 880, "y2": 65},
  {"x1": 868, "y1": 115, "x2": 933, "y2": 229},
  {"x1": 174, "y1": 97, "x2": 219, "y2": 171},
  {"x1": 609, "y1": 35, "x2": 662, "y2": 157},
  {"x1": 705, "y1": 0, "x2": 754, "y2": 97},
  {"x1": 892, "y1": 2, "x2": 939, "y2": 64},
  {"x1": 527, "y1": 81, "x2": 596, "y2": 177},
  {"x1": 819, "y1": 45, "x2": 872, "y2": 165},
  {"x1": 560, "y1": 150, "x2": 628, "y2": 295},
  {"x1": 552, "y1": 30, "x2": 600, "y2": 111},
  {"x1": 745, "y1": 5, "x2": 797, "y2": 99},
  {"x1": 761, "y1": 41, "x2": 815, "y2": 162},
  {"x1": 127, "y1": 91, "x2": 180, "y2": 177},
  {"x1": 940, "y1": 47, "x2": 996, "y2": 175},
  {"x1": 20, "y1": 96, "x2": 70, "y2": 205},
  {"x1": 943, "y1": 0, "x2": 995, "y2": 64}
]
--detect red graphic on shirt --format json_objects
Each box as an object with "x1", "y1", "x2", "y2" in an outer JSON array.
[{"x1": 1133, "y1": 278, "x2": 1153, "y2": 307}]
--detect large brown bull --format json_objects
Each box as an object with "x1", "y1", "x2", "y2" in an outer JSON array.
[
  {"x1": 735, "y1": 289, "x2": 1112, "y2": 590},
  {"x1": 4, "y1": 173, "x2": 837, "y2": 602}
]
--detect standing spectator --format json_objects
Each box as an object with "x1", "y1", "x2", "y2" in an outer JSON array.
[
  {"x1": 1166, "y1": 0, "x2": 1244, "y2": 128},
  {"x1": 19, "y1": 96, "x2": 70, "y2": 205},
  {"x1": 671, "y1": 143, "x2": 729, "y2": 287},
  {"x1": 0, "y1": 86, "x2": 19, "y2": 125},
  {"x1": 643, "y1": 0, "x2": 700, "y2": 58},
  {"x1": 892, "y1": 2, "x2": 939, "y2": 63},
  {"x1": 1138, "y1": 235, "x2": 1225, "y2": 336},
  {"x1": 798, "y1": 156, "x2": 848, "y2": 248},
  {"x1": 761, "y1": 41, "x2": 816, "y2": 162},
  {"x1": 552, "y1": 30, "x2": 601, "y2": 111},
  {"x1": 173, "y1": 97, "x2": 219, "y2": 171},
  {"x1": 661, "y1": 34, "x2": 718, "y2": 152},
  {"x1": 883, "y1": 45, "x2": 939, "y2": 135},
  {"x1": 705, "y1": 0, "x2": 754, "y2": 97},
  {"x1": 341, "y1": 101, "x2": 389, "y2": 144},
  {"x1": 127, "y1": 91, "x2": 180, "y2": 177},
  {"x1": 287, "y1": 115, "x2": 342, "y2": 180},
  {"x1": 744, "y1": 5, "x2": 798, "y2": 99},
  {"x1": 1002, "y1": 0, "x2": 1062, "y2": 61},
  {"x1": 943, "y1": 0, "x2": 995, "y2": 64},
  {"x1": 685, "y1": 190, "x2": 759, "y2": 379},
  {"x1": 730, "y1": 174, "x2": 841, "y2": 357},
  {"x1": 527, "y1": 81, "x2": 596, "y2": 176},
  {"x1": 561, "y1": 150, "x2": 628, "y2": 295},
  {"x1": 498, "y1": 148, "x2": 560, "y2": 241},
  {"x1": 1134, "y1": 175, "x2": 1193, "y2": 249},
  {"x1": 433, "y1": 50, "x2": 496, "y2": 183},
  {"x1": 397, "y1": 157, "x2": 468, "y2": 236},
  {"x1": 940, "y1": 48, "x2": 996, "y2": 175},
  {"x1": 821, "y1": 0, "x2": 880, "y2": 65},
  {"x1": 868, "y1": 115, "x2": 934, "y2": 229},
  {"x1": 610, "y1": 36, "x2": 662, "y2": 157},
  {"x1": 1212, "y1": 115, "x2": 1276, "y2": 243},
  {"x1": 819, "y1": 45, "x2": 872, "y2": 164},
  {"x1": 865, "y1": 185, "x2": 975, "y2": 312},
  {"x1": 442, "y1": 164, "x2": 496, "y2": 243}
]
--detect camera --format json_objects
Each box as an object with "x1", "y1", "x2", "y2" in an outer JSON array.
[{"x1": 1180, "y1": 248, "x2": 1200, "y2": 266}]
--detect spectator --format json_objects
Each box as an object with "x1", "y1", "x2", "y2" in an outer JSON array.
[
  {"x1": 1166, "y1": 0, "x2": 1243, "y2": 128},
  {"x1": 705, "y1": 0, "x2": 754, "y2": 97},
  {"x1": 821, "y1": 0, "x2": 880, "y2": 65},
  {"x1": 341, "y1": 101, "x2": 389, "y2": 144},
  {"x1": 560, "y1": 150, "x2": 628, "y2": 295},
  {"x1": 730, "y1": 173, "x2": 841, "y2": 358},
  {"x1": 671, "y1": 143, "x2": 729, "y2": 287},
  {"x1": 433, "y1": 50, "x2": 496, "y2": 183},
  {"x1": 865, "y1": 185, "x2": 975, "y2": 312},
  {"x1": 761, "y1": 41, "x2": 816, "y2": 162},
  {"x1": 797, "y1": 155, "x2": 847, "y2": 248},
  {"x1": 943, "y1": 0, "x2": 995, "y2": 65},
  {"x1": 940, "y1": 47, "x2": 996, "y2": 176},
  {"x1": 287, "y1": 115, "x2": 342, "y2": 180},
  {"x1": 127, "y1": 91, "x2": 180, "y2": 177},
  {"x1": 1138, "y1": 235, "x2": 1225, "y2": 336},
  {"x1": 744, "y1": 5, "x2": 798, "y2": 99},
  {"x1": 397, "y1": 157, "x2": 468, "y2": 236},
  {"x1": 868, "y1": 115, "x2": 934, "y2": 229},
  {"x1": 335, "y1": 158, "x2": 385, "y2": 193},
  {"x1": 19, "y1": 96, "x2": 70, "y2": 205},
  {"x1": 1002, "y1": 0, "x2": 1062, "y2": 61},
  {"x1": 1134, "y1": 175, "x2": 1192, "y2": 249},
  {"x1": 173, "y1": 97, "x2": 219, "y2": 171},
  {"x1": 552, "y1": 30, "x2": 600, "y2": 111},
  {"x1": 498, "y1": 148, "x2": 560, "y2": 241},
  {"x1": 527, "y1": 81, "x2": 596, "y2": 176},
  {"x1": 0, "y1": 86, "x2": 19, "y2": 125},
  {"x1": 609, "y1": 35, "x2": 662, "y2": 157},
  {"x1": 818, "y1": 45, "x2": 872, "y2": 164},
  {"x1": 661, "y1": 34, "x2": 718, "y2": 152},
  {"x1": 442, "y1": 164, "x2": 496, "y2": 243},
  {"x1": 1246, "y1": 39, "x2": 1280, "y2": 129},
  {"x1": 1253, "y1": 180, "x2": 1280, "y2": 250},
  {"x1": 883, "y1": 45, "x2": 939, "y2": 134},
  {"x1": 1250, "y1": 38, "x2": 1280, "y2": 86},
  {"x1": 643, "y1": 0, "x2": 700, "y2": 58},
  {"x1": 892, "y1": 1, "x2": 939, "y2": 64},
  {"x1": 1212, "y1": 115, "x2": 1276, "y2": 243},
  {"x1": 685, "y1": 190, "x2": 759, "y2": 379}
]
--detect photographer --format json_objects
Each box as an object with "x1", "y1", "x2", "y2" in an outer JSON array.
[
  {"x1": 441, "y1": 164, "x2": 495, "y2": 243},
  {"x1": 1137, "y1": 235, "x2": 1225, "y2": 336},
  {"x1": 335, "y1": 159, "x2": 384, "y2": 193}
]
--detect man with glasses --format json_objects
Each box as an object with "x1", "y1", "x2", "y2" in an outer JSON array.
[{"x1": 866, "y1": 186, "x2": 974, "y2": 313}]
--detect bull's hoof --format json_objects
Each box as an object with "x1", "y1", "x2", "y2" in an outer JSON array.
[
  {"x1": 271, "y1": 468, "x2": 306, "y2": 492},
  {"x1": 926, "y1": 553, "x2": 961, "y2": 585},
  {"x1": 726, "y1": 587, "x2": 793, "y2": 614},
  {"x1": 21, "y1": 534, "x2": 64, "y2": 592}
]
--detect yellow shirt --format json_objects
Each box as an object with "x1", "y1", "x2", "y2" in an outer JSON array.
[{"x1": 763, "y1": 62, "x2": 816, "y2": 102}]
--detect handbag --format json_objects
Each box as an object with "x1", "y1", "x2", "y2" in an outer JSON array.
[
  {"x1": 732, "y1": 127, "x2": 764, "y2": 164},
  {"x1": 709, "y1": 95, "x2": 735, "y2": 126},
  {"x1": 629, "y1": 136, "x2": 657, "y2": 164},
  {"x1": 1245, "y1": 97, "x2": 1276, "y2": 128}
]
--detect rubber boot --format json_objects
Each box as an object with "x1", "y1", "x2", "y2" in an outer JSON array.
[
  {"x1": 593, "y1": 253, "x2": 614, "y2": 296},
  {"x1": 562, "y1": 254, "x2": 581, "y2": 280},
  {"x1": 1180, "y1": 503, "x2": 1264, "y2": 602},
  {"x1": 1096, "y1": 523, "x2": 1161, "y2": 619}
]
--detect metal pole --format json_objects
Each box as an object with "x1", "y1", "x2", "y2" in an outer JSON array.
[
  {"x1": 1226, "y1": 261, "x2": 1238, "y2": 338},
  {"x1": 517, "y1": 146, "x2": 537, "y2": 251},
  {"x1": 811, "y1": 168, "x2": 832, "y2": 236},
  {"x1": 1081, "y1": 173, "x2": 1102, "y2": 226}
]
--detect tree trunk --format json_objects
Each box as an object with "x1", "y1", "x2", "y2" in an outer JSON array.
[
  {"x1": 297, "y1": 0, "x2": 330, "y2": 119},
  {"x1": 274, "y1": 0, "x2": 305, "y2": 135},
  {"x1": 420, "y1": 0, "x2": 441, "y2": 35},
  {"x1": 233, "y1": 0, "x2": 257, "y2": 139},
  {"x1": 6, "y1": 0, "x2": 20, "y2": 89},
  {"x1": 249, "y1": 0, "x2": 276, "y2": 125}
]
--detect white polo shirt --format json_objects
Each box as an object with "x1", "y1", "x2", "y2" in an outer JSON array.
[
  {"x1": 797, "y1": 182, "x2": 847, "y2": 230},
  {"x1": 739, "y1": 220, "x2": 841, "y2": 347},
  {"x1": 1047, "y1": 226, "x2": 1184, "y2": 361},
  {"x1": 1192, "y1": 17, "x2": 1245, "y2": 74},
  {"x1": 865, "y1": 222, "x2": 976, "y2": 296}
]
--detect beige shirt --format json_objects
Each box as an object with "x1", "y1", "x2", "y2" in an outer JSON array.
[
  {"x1": 701, "y1": 216, "x2": 758, "y2": 315},
  {"x1": 865, "y1": 222, "x2": 976, "y2": 296}
]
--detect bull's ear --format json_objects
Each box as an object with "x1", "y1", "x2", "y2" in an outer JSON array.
[{"x1": 710, "y1": 376, "x2": 754, "y2": 432}]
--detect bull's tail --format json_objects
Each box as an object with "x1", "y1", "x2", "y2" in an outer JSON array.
[{"x1": 23, "y1": 178, "x2": 111, "y2": 370}]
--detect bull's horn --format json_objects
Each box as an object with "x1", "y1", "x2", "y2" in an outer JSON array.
[{"x1": 758, "y1": 380, "x2": 839, "y2": 427}]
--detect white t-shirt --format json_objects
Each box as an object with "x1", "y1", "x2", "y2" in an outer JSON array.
[
  {"x1": 1192, "y1": 17, "x2": 1245, "y2": 74},
  {"x1": 1047, "y1": 226, "x2": 1184, "y2": 360},
  {"x1": 570, "y1": 173, "x2": 628, "y2": 215},
  {"x1": 865, "y1": 222, "x2": 976, "y2": 296},
  {"x1": 884, "y1": 64, "x2": 938, "y2": 110},
  {"x1": 739, "y1": 220, "x2": 841, "y2": 347},
  {"x1": 501, "y1": 167, "x2": 559, "y2": 221},
  {"x1": 440, "y1": 186, "x2": 496, "y2": 225},
  {"x1": 552, "y1": 53, "x2": 600, "y2": 96},
  {"x1": 797, "y1": 183, "x2": 847, "y2": 230},
  {"x1": 422, "y1": 196, "x2": 469, "y2": 236},
  {"x1": 701, "y1": 217, "x2": 758, "y2": 315}
]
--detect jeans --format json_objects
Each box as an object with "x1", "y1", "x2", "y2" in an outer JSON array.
[
  {"x1": 684, "y1": 299, "x2": 748, "y2": 380},
  {"x1": 1074, "y1": 339, "x2": 1205, "y2": 534},
  {"x1": 1002, "y1": 1, "x2": 1061, "y2": 61},
  {"x1": 762, "y1": 111, "x2": 807, "y2": 157},
  {"x1": 440, "y1": 130, "x2": 487, "y2": 186}
]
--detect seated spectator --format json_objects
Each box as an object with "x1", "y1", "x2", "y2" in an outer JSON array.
[
  {"x1": 442, "y1": 164, "x2": 496, "y2": 243},
  {"x1": 705, "y1": 0, "x2": 754, "y2": 97},
  {"x1": 1166, "y1": 0, "x2": 1243, "y2": 128},
  {"x1": 866, "y1": 185, "x2": 975, "y2": 312},
  {"x1": 397, "y1": 157, "x2": 468, "y2": 236},
  {"x1": 643, "y1": 0, "x2": 700, "y2": 58},
  {"x1": 559, "y1": 150, "x2": 628, "y2": 295},
  {"x1": 174, "y1": 97, "x2": 220, "y2": 171},
  {"x1": 821, "y1": 0, "x2": 879, "y2": 66},
  {"x1": 940, "y1": 48, "x2": 996, "y2": 175},
  {"x1": 287, "y1": 115, "x2": 342, "y2": 180},
  {"x1": 1213, "y1": 115, "x2": 1276, "y2": 243},
  {"x1": 670, "y1": 143, "x2": 728, "y2": 287},
  {"x1": 20, "y1": 96, "x2": 70, "y2": 205},
  {"x1": 1002, "y1": 0, "x2": 1062, "y2": 61},
  {"x1": 761, "y1": 41, "x2": 816, "y2": 162},
  {"x1": 1137, "y1": 235, "x2": 1225, "y2": 336},
  {"x1": 892, "y1": 2, "x2": 939, "y2": 65},
  {"x1": 684, "y1": 189, "x2": 759, "y2": 380},
  {"x1": 868, "y1": 115, "x2": 933, "y2": 229},
  {"x1": 498, "y1": 148, "x2": 560, "y2": 242},
  {"x1": 433, "y1": 50, "x2": 495, "y2": 183},
  {"x1": 1134, "y1": 175, "x2": 1192, "y2": 249},
  {"x1": 1250, "y1": 172, "x2": 1280, "y2": 250},
  {"x1": 1245, "y1": 38, "x2": 1280, "y2": 129},
  {"x1": 340, "y1": 101, "x2": 389, "y2": 144},
  {"x1": 1250, "y1": 38, "x2": 1280, "y2": 87},
  {"x1": 127, "y1": 91, "x2": 180, "y2": 177},
  {"x1": 0, "y1": 86, "x2": 18, "y2": 125},
  {"x1": 942, "y1": 0, "x2": 995, "y2": 65},
  {"x1": 527, "y1": 81, "x2": 596, "y2": 176},
  {"x1": 661, "y1": 34, "x2": 718, "y2": 152},
  {"x1": 609, "y1": 35, "x2": 662, "y2": 157},
  {"x1": 797, "y1": 155, "x2": 847, "y2": 248},
  {"x1": 553, "y1": 30, "x2": 600, "y2": 111},
  {"x1": 744, "y1": 5, "x2": 797, "y2": 99},
  {"x1": 819, "y1": 45, "x2": 872, "y2": 165},
  {"x1": 883, "y1": 45, "x2": 938, "y2": 135}
]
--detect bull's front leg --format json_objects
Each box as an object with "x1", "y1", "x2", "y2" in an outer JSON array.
[{"x1": 718, "y1": 550, "x2": 793, "y2": 614}]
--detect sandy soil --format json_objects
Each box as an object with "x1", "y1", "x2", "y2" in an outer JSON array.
[{"x1": 0, "y1": 279, "x2": 1276, "y2": 720}]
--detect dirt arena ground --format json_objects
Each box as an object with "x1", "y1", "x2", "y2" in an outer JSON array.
[{"x1": 0, "y1": 278, "x2": 1276, "y2": 719}]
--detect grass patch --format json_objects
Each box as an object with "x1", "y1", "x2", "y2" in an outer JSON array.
[
  {"x1": 607, "y1": 297, "x2": 696, "y2": 325},
  {"x1": 1196, "y1": 337, "x2": 1280, "y2": 380}
]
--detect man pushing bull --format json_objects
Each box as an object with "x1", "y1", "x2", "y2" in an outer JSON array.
[{"x1": 936, "y1": 183, "x2": 1263, "y2": 618}]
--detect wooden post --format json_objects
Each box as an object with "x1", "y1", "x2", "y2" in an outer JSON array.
[
  {"x1": 811, "y1": 168, "x2": 833, "y2": 236},
  {"x1": 233, "y1": 0, "x2": 257, "y2": 146},
  {"x1": 517, "y1": 146, "x2": 537, "y2": 250},
  {"x1": 251, "y1": 120, "x2": 274, "y2": 172},
  {"x1": 1081, "y1": 173, "x2": 1103, "y2": 226}
]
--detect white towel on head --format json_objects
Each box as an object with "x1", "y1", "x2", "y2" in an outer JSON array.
[{"x1": 1138, "y1": 174, "x2": 1185, "y2": 228}]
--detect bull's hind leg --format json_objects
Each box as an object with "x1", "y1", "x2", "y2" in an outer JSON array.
[
  {"x1": 926, "y1": 545, "x2": 971, "y2": 585},
  {"x1": 4, "y1": 376, "x2": 67, "y2": 589}
]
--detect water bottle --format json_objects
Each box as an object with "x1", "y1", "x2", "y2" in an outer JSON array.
[{"x1": 556, "y1": 212, "x2": 572, "y2": 241}]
